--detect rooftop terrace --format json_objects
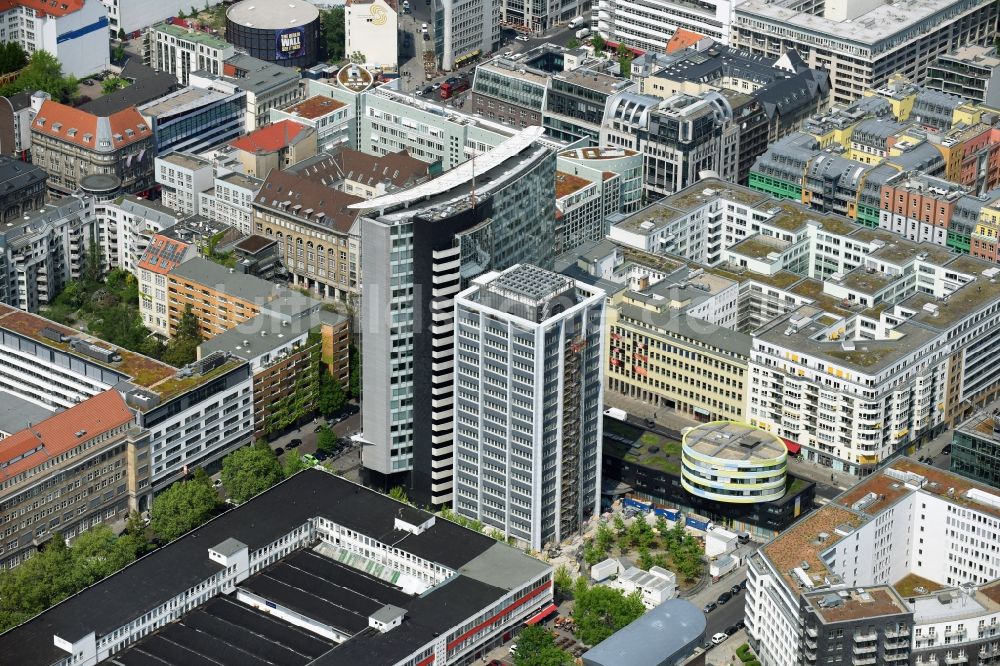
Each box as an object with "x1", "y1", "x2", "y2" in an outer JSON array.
[{"x1": 805, "y1": 586, "x2": 909, "y2": 623}]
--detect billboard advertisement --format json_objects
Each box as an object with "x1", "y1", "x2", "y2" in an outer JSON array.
[{"x1": 276, "y1": 26, "x2": 305, "y2": 60}]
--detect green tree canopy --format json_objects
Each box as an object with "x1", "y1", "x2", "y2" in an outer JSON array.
[
  {"x1": 321, "y1": 8, "x2": 346, "y2": 61},
  {"x1": 150, "y1": 474, "x2": 220, "y2": 542},
  {"x1": 221, "y1": 442, "x2": 285, "y2": 503},
  {"x1": 316, "y1": 425, "x2": 338, "y2": 454},
  {"x1": 553, "y1": 565, "x2": 574, "y2": 600},
  {"x1": 590, "y1": 34, "x2": 606, "y2": 54},
  {"x1": 0, "y1": 42, "x2": 27, "y2": 75},
  {"x1": 317, "y1": 367, "x2": 346, "y2": 417},
  {"x1": 388, "y1": 485, "x2": 409, "y2": 504},
  {"x1": 513, "y1": 625, "x2": 573, "y2": 666},
  {"x1": 283, "y1": 453, "x2": 310, "y2": 477},
  {"x1": 572, "y1": 584, "x2": 645, "y2": 646},
  {"x1": 1, "y1": 50, "x2": 78, "y2": 102}
]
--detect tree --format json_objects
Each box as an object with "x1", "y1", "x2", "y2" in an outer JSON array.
[
  {"x1": 117, "y1": 28, "x2": 127, "y2": 41},
  {"x1": 595, "y1": 522, "x2": 614, "y2": 554},
  {"x1": 316, "y1": 425, "x2": 338, "y2": 454},
  {"x1": 283, "y1": 453, "x2": 310, "y2": 477},
  {"x1": 553, "y1": 565, "x2": 574, "y2": 600},
  {"x1": 388, "y1": 485, "x2": 410, "y2": 504},
  {"x1": 350, "y1": 50, "x2": 366, "y2": 64},
  {"x1": 590, "y1": 34, "x2": 606, "y2": 55},
  {"x1": 637, "y1": 546, "x2": 653, "y2": 571},
  {"x1": 572, "y1": 584, "x2": 645, "y2": 646},
  {"x1": 0, "y1": 42, "x2": 27, "y2": 75},
  {"x1": 221, "y1": 442, "x2": 285, "y2": 504},
  {"x1": 348, "y1": 343, "x2": 361, "y2": 398},
  {"x1": 112, "y1": 45, "x2": 126, "y2": 62},
  {"x1": 150, "y1": 474, "x2": 219, "y2": 542},
  {"x1": 566, "y1": 37, "x2": 579, "y2": 49},
  {"x1": 163, "y1": 304, "x2": 202, "y2": 366},
  {"x1": 320, "y1": 8, "x2": 346, "y2": 61},
  {"x1": 317, "y1": 367, "x2": 346, "y2": 416},
  {"x1": 619, "y1": 53, "x2": 632, "y2": 78},
  {"x1": 583, "y1": 543, "x2": 603, "y2": 566},
  {"x1": 83, "y1": 239, "x2": 102, "y2": 283},
  {"x1": 612, "y1": 514, "x2": 626, "y2": 536},
  {"x1": 174, "y1": 303, "x2": 202, "y2": 341},
  {"x1": 177, "y1": 8, "x2": 186, "y2": 18},
  {"x1": 0, "y1": 50, "x2": 77, "y2": 102},
  {"x1": 513, "y1": 625, "x2": 573, "y2": 666}
]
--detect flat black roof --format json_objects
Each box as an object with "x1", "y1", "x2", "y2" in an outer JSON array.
[
  {"x1": 0, "y1": 469, "x2": 498, "y2": 665},
  {"x1": 80, "y1": 60, "x2": 180, "y2": 116},
  {"x1": 107, "y1": 596, "x2": 336, "y2": 666}
]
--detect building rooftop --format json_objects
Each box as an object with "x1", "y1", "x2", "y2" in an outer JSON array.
[
  {"x1": 0, "y1": 390, "x2": 133, "y2": 481},
  {"x1": 232, "y1": 120, "x2": 312, "y2": 154},
  {"x1": 152, "y1": 20, "x2": 231, "y2": 48},
  {"x1": 255, "y1": 168, "x2": 364, "y2": 233},
  {"x1": 0, "y1": 390, "x2": 55, "y2": 435},
  {"x1": 226, "y1": 0, "x2": 319, "y2": 29},
  {"x1": 32, "y1": 101, "x2": 151, "y2": 152},
  {"x1": 197, "y1": 309, "x2": 345, "y2": 361},
  {"x1": 581, "y1": 599, "x2": 704, "y2": 666},
  {"x1": 80, "y1": 60, "x2": 181, "y2": 117},
  {"x1": 684, "y1": 421, "x2": 787, "y2": 462},
  {"x1": 219, "y1": 55, "x2": 301, "y2": 95},
  {"x1": 553, "y1": 68, "x2": 633, "y2": 95},
  {"x1": 728, "y1": 235, "x2": 789, "y2": 260},
  {"x1": 170, "y1": 256, "x2": 281, "y2": 304},
  {"x1": 158, "y1": 152, "x2": 212, "y2": 171},
  {"x1": 559, "y1": 146, "x2": 640, "y2": 161},
  {"x1": 0, "y1": 155, "x2": 46, "y2": 192},
  {"x1": 555, "y1": 170, "x2": 592, "y2": 198},
  {"x1": 804, "y1": 586, "x2": 909, "y2": 623},
  {"x1": 282, "y1": 95, "x2": 347, "y2": 119},
  {"x1": 735, "y1": 0, "x2": 984, "y2": 50},
  {"x1": 140, "y1": 86, "x2": 234, "y2": 120},
  {"x1": 0, "y1": 468, "x2": 548, "y2": 666}
]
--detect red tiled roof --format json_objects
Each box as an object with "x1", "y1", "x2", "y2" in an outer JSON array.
[
  {"x1": 0, "y1": 390, "x2": 133, "y2": 480},
  {"x1": 32, "y1": 100, "x2": 151, "y2": 151},
  {"x1": 0, "y1": 0, "x2": 84, "y2": 17},
  {"x1": 665, "y1": 28, "x2": 706, "y2": 54},
  {"x1": 138, "y1": 234, "x2": 191, "y2": 275},
  {"x1": 231, "y1": 120, "x2": 310, "y2": 154}
]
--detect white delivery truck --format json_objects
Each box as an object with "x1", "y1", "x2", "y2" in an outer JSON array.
[
  {"x1": 567, "y1": 16, "x2": 583, "y2": 29},
  {"x1": 603, "y1": 407, "x2": 628, "y2": 421},
  {"x1": 575, "y1": 27, "x2": 590, "y2": 39}
]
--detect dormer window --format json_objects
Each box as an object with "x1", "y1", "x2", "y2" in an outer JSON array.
[
  {"x1": 83, "y1": 133, "x2": 92, "y2": 142},
  {"x1": 51, "y1": 122, "x2": 61, "y2": 132},
  {"x1": 67, "y1": 128, "x2": 77, "y2": 137},
  {"x1": 113, "y1": 133, "x2": 123, "y2": 141},
  {"x1": 36, "y1": 117, "x2": 45, "y2": 126},
  {"x1": 125, "y1": 128, "x2": 134, "y2": 137},
  {"x1": 137, "y1": 124, "x2": 147, "y2": 131}
]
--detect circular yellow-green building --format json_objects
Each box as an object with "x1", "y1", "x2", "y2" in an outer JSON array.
[{"x1": 681, "y1": 421, "x2": 787, "y2": 503}]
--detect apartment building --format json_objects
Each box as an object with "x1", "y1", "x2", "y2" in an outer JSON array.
[
  {"x1": 434, "y1": 0, "x2": 498, "y2": 71},
  {"x1": 200, "y1": 308, "x2": 349, "y2": 438},
  {"x1": 271, "y1": 95, "x2": 353, "y2": 152},
  {"x1": 927, "y1": 45, "x2": 1000, "y2": 105},
  {"x1": 0, "y1": 304, "x2": 253, "y2": 491},
  {"x1": 0, "y1": 390, "x2": 148, "y2": 569},
  {"x1": 358, "y1": 127, "x2": 556, "y2": 506},
  {"x1": 30, "y1": 101, "x2": 155, "y2": 197},
  {"x1": 145, "y1": 22, "x2": 235, "y2": 86},
  {"x1": 137, "y1": 232, "x2": 199, "y2": 335},
  {"x1": 205, "y1": 171, "x2": 262, "y2": 235},
  {"x1": 0, "y1": 0, "x2": 109, "y2": 79},
  {"x1": 595, "y1": 0, "x2": 736, "y2": 52},
  {"x1": 252, "y1": 164, "x2": 364, "y2": 301},
  {"x1": 630, "y1": 42, "x2": 830, "y2": 143},
  {"x1": 603, "y1": 89, "x2": 769, "y2": 199},
  {"x1": 230, "y1": 120, "x2": 317, "y2": 178},
  {"x1": 155, "y1": 153, "x2": 214, "y2": 215},
  {"x1": 747, "y1": 459, "x2": 1000, "y2": 666},
  {"x1": 546, "y1": 68, "x2": 635, "y2": 144},
  {"x1": 605, "y1": 179, "x2": 1000, "y2": 474},
  {"x1": 453, "y1": 265, "x2": 605, "y2": 551},
  {"x1": 217, "y1": 54, "x2": 303, "y2": 131},
  {"x1": 97, "y1": 194, "x2": 184, "y2": 273},
  {"x1": 166, "y1": 256, "x2": 321, "y2": 339},
  {"x1": 731, "y1": 0, "x2": 999, "y2": 105},
  {"x1": 0, "y1": 91, "x2": 46, "y2": 158},
  {"x1": 0, "y1": 156, "x2": 46, "y2": 221},
  {"x1": 0, "y1": 468, "x2": 554, "y2": 666}
]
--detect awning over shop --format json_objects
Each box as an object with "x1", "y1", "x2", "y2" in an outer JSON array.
[
  {"x1": 524, "y1": 603, "x2": 559, "y2": 625},
  {"x1": 782, "y1": 438, "x2": 801, "y2": 455}
]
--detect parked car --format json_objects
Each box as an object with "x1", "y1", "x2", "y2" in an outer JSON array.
[
  {"x1": 725, "y1": 625, "x2": 740, "y2": 636},
  {"x1": 942, "y1": 444, "x2": 952, "y2": 455},
  {"x1": 703, "y1": 601, "x2": 717, "y2": 613},
  {"x1": 313, "y1": 424, "x2": 324, "y2": 432},
  {"x1": 711, "y1": 633, "x2": 728, "y2": 645},
  {"x1": 302, "y1": 454, "x2": 319, "y2": 466},
  {"x1": 731, "y1": 584, "x2": 742, "y2": 595},
  {"x1": 288, "y1": 438, "x2": 302, "y2": 448},
  {"x1": 212, "y1": 478, "x2": 223, "y2": 488},
  {"x1": 423, "y1": 32, "x2": 429, "y2": 40},
  {"x1": 274, "y1": 447, "x2": 284, "y2": 457},
  {"x1": 515, "y1": 34, "x2": 529, "y2": 41},
  {"x1": 717, "y1": 591, "x2": 732, "y2": 605},
  {"x1": 314, "y1": 450, "x2": 330, "y2": 462},
  {"x1": 740, "y1": 579, "x2": 748, "y2": 590}
]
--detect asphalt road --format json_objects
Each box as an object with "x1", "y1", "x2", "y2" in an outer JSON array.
[{"x1": 705, "y1": 594, "x2": 746, "y2": 639}]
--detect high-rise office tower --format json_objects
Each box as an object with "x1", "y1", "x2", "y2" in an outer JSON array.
[
  {"x1": 356, "y1": 127, "x2": 556, "y2": 506},
  {"x1": 453, "y1": 264, "x2": 605, "y2": 550}
]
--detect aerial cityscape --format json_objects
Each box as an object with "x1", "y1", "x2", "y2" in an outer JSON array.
[{"x1": 0, "y1": 0, "x2": 999, "y2": 662}]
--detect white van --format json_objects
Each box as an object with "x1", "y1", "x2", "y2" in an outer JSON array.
[
  {"x1": 567, "y1": 16, "x2": 583, "y2": 29},
  {"x1": 575, "y1": 27, "x2": 590, "y2": 39}
]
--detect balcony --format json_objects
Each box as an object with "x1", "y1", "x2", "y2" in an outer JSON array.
[
  {"x1": 853, "y1": 643, "x2": 877, "y2": 655},
  {"x1": 854, "y1": 631, "x2": 878, "y2": 642},
  {"x1": 944, "y1": 654, "x2": 968, "y2": 664}
]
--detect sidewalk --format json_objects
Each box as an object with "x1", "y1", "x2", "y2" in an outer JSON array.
[
  {"x1": 604, "y1": 390, "x2": 700, "y2": 435},
  {"x1": 705, "y1": 629, "x2": 751, "y2": 666},
  {"x1": 787, "y1": 457, "x2": 856, "y2": 492}
]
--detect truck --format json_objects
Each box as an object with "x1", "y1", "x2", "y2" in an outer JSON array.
[
  {"x1": 567, "y1": 16, "x2": 583, "y2": 29},
  {"x1": 603, "y1": 407, "x2": 628, "y2": 421},
  {"x1": 439, "y1": 77, "x2": 470, "y2": 99},
  {"x1": 575, "y1": 27, "x2": 590, "y2": 39}
]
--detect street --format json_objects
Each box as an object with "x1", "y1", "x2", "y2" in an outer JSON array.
[{"x1": 263, "y1": 408, "x2": 363, "y2": 481}]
